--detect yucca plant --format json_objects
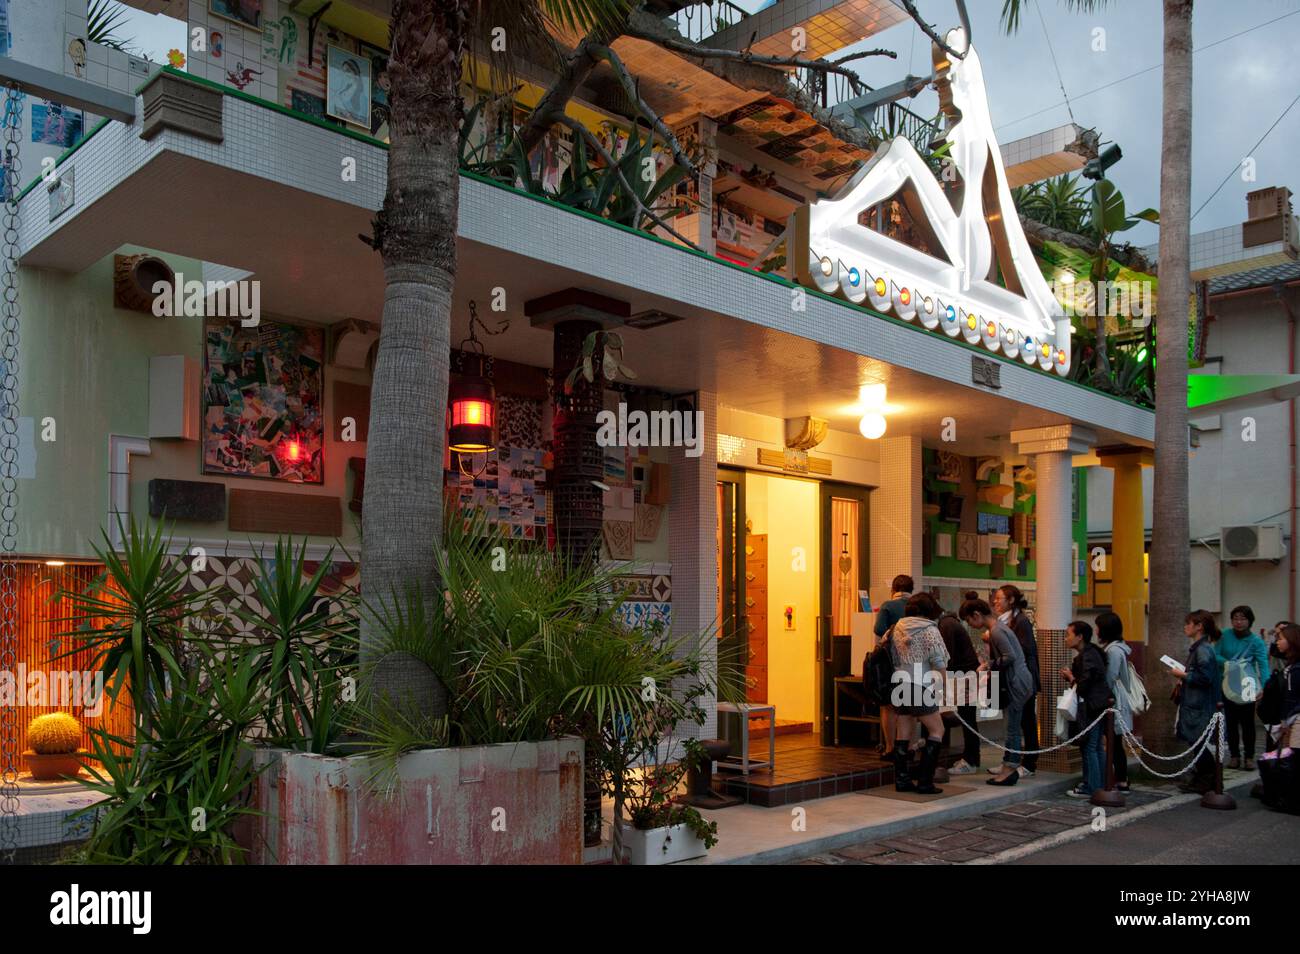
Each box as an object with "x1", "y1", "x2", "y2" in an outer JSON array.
[{"x1": 54, "y1": 516, "x2": 208, "y2": 735}]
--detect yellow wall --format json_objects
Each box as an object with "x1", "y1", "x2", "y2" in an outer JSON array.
[{"x1": 746, "y1": 472, "x2": 819, "y2": 724}]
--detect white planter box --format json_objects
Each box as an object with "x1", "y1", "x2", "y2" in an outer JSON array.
[{"x1": 618, "y1": 820, "x2": 708, "y2": 865}]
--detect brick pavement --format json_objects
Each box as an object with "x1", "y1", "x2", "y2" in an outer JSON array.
[{"x1": 793, "y1": 788, "x2": 1168, "y2": 864}]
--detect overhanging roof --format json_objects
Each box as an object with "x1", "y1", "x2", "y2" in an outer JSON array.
[{"x1": 1188, "y1": 373, "x2": 1300, "y2": 415}]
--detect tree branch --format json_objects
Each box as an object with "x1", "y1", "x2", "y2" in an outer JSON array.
[
  {"x1": 553, "y1": 115, "x2": 703, "y2": 252},
  {"x1": 589, "y1": 44, "x2": 697, "y2": 177},
  {"x1": 900, "y1": 0, "x2": 968, "y2": 61},
  {"x1": 623, "y1": 27, "x2": 895, "y2": 96}
]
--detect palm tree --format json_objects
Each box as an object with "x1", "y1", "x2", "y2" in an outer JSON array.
[
  {"x1": 1001, "y1": 0, "x2": 1194, "y2": 746},
  {"x1": 361, "y1": 0, "x2": 626, "y2": 716}
]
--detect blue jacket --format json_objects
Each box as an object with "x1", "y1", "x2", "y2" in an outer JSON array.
[
  {"x1": 1176, "y1": 636, "x2": 1221, "y2": 744},
  {"x1": 1214, "y1": 629, "x2": 1269, "y2": 686},
  {"x1": 874, "y1": 595, "x2": 908, "y2": 638}
]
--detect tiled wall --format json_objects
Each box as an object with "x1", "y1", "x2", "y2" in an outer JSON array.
[{"x1": 186, "y1": 0, "x2": 280, "y2": 105}]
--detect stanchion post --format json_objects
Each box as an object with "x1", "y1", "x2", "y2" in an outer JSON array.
[
  {"x1": 1092, "y1": 698, "x2": 1124, "y2": 808},
  {"x1": 1201, "y1": 703, "x2": 1236, "y2": 811}
]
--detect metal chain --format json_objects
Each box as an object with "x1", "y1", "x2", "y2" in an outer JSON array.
[{"x1": 0, "y1": 82, "x2": 23, "y2": 864}]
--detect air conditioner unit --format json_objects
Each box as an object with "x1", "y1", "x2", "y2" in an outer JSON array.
[{"x1": 1220, "y1": 524, "x2": 1286, "y2": 562}]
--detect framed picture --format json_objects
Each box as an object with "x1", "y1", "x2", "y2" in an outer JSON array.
[
  {"x1": 208, "y1": 0, "x2": 261, "y2": 30},
  {"x1": 31, "y1": 101, "x2": 83, "y2": 148},
  {"x1": 358, "y1": 42, "x2": 390, "y2": 136},
  {"x1": 203, "y1": 321, "x2": 324, "y2": 483},
  {"x1": 326, "y1": 44, "x2": 372, "y2": 129}
]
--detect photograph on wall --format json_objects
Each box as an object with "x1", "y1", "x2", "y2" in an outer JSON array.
[
  {"x1": 203, "y1": 321, "x2": 324, "y2": 483},
  {"x1": 325, "y1": 44, "x2": 372, "y2": 129},
  {"x1": 31, "y1": 101, "x2": 83, "y2": 148},
  {"x1": 358, "y1": 42, "x2": 390, "y2": 137},
  {"x1": 209, "y1": 0, "x2": 261, "y2": 30}
]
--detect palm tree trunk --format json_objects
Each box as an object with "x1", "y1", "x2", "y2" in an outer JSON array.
[
  {"x1": 1147, "y1": 0, "x2": 1194, "y2": 747},
  {"x1": 359, "y1": 0, "x2": 467, "y2": 716}
]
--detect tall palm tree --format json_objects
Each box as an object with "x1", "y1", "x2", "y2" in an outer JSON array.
[
  {"x1": 1001, "y1": 0, "x2": 1194, "y2": 745},
  {"x1": 362, "y1": 0, "x2": 625, "y2": 715}
]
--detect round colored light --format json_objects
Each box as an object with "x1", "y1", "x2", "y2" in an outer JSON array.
[
  {"x1": 924, "y1": 297, "x2": 933, "y2": 314},
  {"x1": 1005, "y1": 329, "x2": 1015, "y2": 343},
  {"x1": 1057, "y1": 349, "x2": 1067, "y2": 364},
  {"x1": 900, "y1": 288, "x2": 911, "y2": 305},
  {"x1": 285, "y1": 440, "x2": 301, "y2": 461},
  {"x1": 848, "y1": 267, "x2": 860, "y2": 285},
  {"x1": 966, "y1": 314, "x2": 977, "y2": 330},
  {"x1": 986, "y1": 321, "x2": 996, "y2": 336},
  {"x1": 945, "y1": 305, "x2": 956, "y2": 322},
  {"x1": 874, "y1": 278, "x2": 887, "y2": 297},
  {"x1": 1025, "y1": 337, "x2": 1033, "y2": 349},
  {"x1": 1041, "y1": 343, "x2": 1051, "y2": 357},
  {"x1": 858, "y1": 412, "x2": 887, "y2": 440},
  {"x1": 820, "y1": 257, "x2": 833, "y2": 276}
]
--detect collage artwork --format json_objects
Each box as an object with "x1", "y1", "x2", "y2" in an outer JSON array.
[
  {"x1": 447, "y1": 446, "x2": 549, "y2": 540},
  {"x1": 203, "y1": 321, "x2": 325, "y2": 483}
]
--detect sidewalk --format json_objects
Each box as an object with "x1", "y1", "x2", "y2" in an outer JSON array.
[
  {"x1": 789, "y1": 770, "x2": 1260, "y2": 865},
  {"x1": 686, "y1": 764, "x2": 1077, "y2": 864}
]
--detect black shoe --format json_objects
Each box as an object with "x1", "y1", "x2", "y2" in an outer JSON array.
[
  {"x1": 914, "y1": 739, "x2": 944, "y2": 795},
  {"x1": 986, "y1": 771, "x2": 1019, "y2": 786},
  {"x1": 893, "y1": 741, "x2": 916, "y2": 792}
]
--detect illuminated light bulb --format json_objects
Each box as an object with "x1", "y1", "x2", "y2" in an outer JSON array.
[
  {"x1": 986, "y1": 321, "x2": 996, "y2": 336},
  {"x1": 848, "y1": 267, "x2": 860, "y2": 285},
  {"x1": 874, "y1": 277, "x2": 887, "y2": 297},
  {"x1": 286, "y1": 440, "x2": 302, "y2": 461},
  {"x1": 1057, "y1": 349, "x2": 1067, "y2": 364},
  {"x1": 966, "y1": 314, "x2": 977, "y2": 331},
  {"x1": 858, "y1": 412, "x2": 887, "y2": 440},
  {"x1": 900, "y1": 288, "x2": 911, "y2": 305},
  {"x1": 1005, "y1": 329, "x2": 1015, "y2": 343},
  {"x1": 945, "y1": 305, "x2": 956, "y2": 322},
  {"x1": 1041, "y1": 343, "x2": 1051, "y2": 357},
  {"x1": 820, "y1": 257, "x2": 833, "y2": 276},
  {"x1": 45, "y1": 560, "x2": 66, "y2": 567},
  {"x1": 859, "y1": 383, "x2": 887, "y2": 409},
  {"x1": 924, "y1": 297, "x2": 933, "y2": 314}
]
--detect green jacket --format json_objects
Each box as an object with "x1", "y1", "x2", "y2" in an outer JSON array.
[{"x1": 1214, "y1": 629, "x2": 1269, "y2": 686}]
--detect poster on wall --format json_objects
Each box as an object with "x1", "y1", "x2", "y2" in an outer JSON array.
[
  {"x1": 0, "y1": 0, "x2": 11, "y2": 58},
  {"x1": 326, "y1": 45, "x2": 372, "y2": 129},
  {"x1": 203, "y1": 321, "x2": 325, "y2": 483},
  {"x1": 446, "y1": 445, "x2": 548, "y2": 540},
  {"x1": 359, "y1": 42, "x2": 390, "y2": 137},
  {"x1": 209, "y1": 0, "x2": 261, "y2": 30},
  {"x1": 31, "y1": 102, "x2": 83, "y2": 148}
]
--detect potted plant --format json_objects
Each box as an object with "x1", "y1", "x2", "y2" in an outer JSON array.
[
  {"x1": 24, "y1": 712, "x2": 87, "y2": 781},
  {"x1": 616, "y1": 736, "x2": 719, "y2": 865}
]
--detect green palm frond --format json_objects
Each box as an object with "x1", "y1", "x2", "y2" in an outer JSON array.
[{"x1": 87, "y1": 0, "x2": 135, "y2": 53}]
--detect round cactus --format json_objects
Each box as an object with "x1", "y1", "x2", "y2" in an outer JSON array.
[{"x1": 27, "y1": 712, "x2": 82, "y2": 755}]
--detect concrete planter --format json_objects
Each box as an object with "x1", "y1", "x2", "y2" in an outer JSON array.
[
  {"x1": 617, "y1": 820, "x2": 708, "y2": 865},
  {"x1": 246, "y1": 737, "x2": 584, "y2": 865}
]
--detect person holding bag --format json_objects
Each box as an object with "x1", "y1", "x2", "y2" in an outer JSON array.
[
  {"x1": 1215, "y1": 605, "x2": 1269, "y2": 770},
  {"x1": 1060, "y1": 620, "x2": 1109, "y2": 798},
  {"x1": 1097, "y1": 611, "x2": 1134, "y2": 791},
  {"x1": 960, "y1": 598, "x2": 1033, "y2": 786},
  {"x1": 993, "y1": 585, "x2": 1041, "y2": 777},
  {"x1": 1172, "y1": 610, "x2": 1222, "y2": 794}
]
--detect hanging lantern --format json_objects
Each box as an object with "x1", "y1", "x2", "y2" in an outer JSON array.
[{"x1": 448, "y1": 372, "x2": 496, "y2": 453}]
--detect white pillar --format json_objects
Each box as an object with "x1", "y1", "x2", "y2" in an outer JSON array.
[
  {"x1": 669, "y1": 390, "x2": 718, "y2": 740},
  {"x1": 869, "y1": 435, "x2": 922, "y2": 604},
  {"x1": 1011, "y1": 425, "x2": 1095, "y2": 630}
]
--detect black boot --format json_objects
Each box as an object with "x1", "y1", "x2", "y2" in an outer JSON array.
[
  {"x1": 915, "y1": 739, "x2": 944, "y2": 795},
  {"x1": 893, "y1": 741, "x2": 916, "y2": 792}
]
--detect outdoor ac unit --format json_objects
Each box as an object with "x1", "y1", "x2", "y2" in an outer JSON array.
[{"x1": 1219, "y1": 525, "x2": 1286, "y2": 562}]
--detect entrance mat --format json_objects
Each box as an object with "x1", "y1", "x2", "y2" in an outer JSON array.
[{"x1": 858, "y1": 783, "x2": 975, "y2": 803}]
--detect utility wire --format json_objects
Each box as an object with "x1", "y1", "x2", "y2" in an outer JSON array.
[
  {"x1": 994, "y1": 8, "x2": 1300, "y2": 133},
  {"x1": 1034, "y1": 0, "x2": 1075, "y2": 124},
  {"x1": 1191, "y1": 88, "x2": 1300, "y2": 222}
]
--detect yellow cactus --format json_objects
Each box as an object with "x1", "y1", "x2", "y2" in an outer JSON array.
[{"x1": 27, "y1": 712, "x2": 82, "y2": 755}]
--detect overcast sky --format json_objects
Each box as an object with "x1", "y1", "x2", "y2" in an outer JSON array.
[{"x1": 114, "y1": 0, "x2": 1300, "y2": 246}]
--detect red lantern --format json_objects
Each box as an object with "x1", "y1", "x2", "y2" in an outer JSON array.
[{"x1": 448, "y1": 375, "x2": 496, "y2": 453}]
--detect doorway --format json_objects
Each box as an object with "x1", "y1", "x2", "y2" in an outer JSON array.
[{"x1": 819, "y1": 483, "x2": 870, "y2": 745}]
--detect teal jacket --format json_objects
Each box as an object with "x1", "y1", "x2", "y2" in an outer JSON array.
[{"x1": 1214, "y1": 629, "x2": 1269, "y2": 686}]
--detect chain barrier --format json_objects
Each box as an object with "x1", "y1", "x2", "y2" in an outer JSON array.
[
  {"x1": 949, "y1": 707, "x2": 1227, "y2": 775},
  {"x1": 0, "y1": 82, "x2": 23, "y2": 864}
]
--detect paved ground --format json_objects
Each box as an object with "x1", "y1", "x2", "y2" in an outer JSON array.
[
  {"x1": 792, "y1": 786, "x2": 1170, "y2": 864},
  {"x1": 1015, "y1": 789, "x2": 1300, "y2": 865}
]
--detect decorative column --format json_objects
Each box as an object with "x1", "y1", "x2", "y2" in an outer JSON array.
[
  {"x1": 525, "y1": 289, "x2": 630, "y2": 567},
  {"x1": 1011, "y1": 425, "x2": 1096, "y2": 630},
  {"x1": 668, "y1": 390, "x2": 718, "y2": 743},
  {"x1": 1098, "y1": 446, "x2": 1152, "y2": 644},
  {"x1": 868, "y1": 435, "x2": 922, "y2": 604}
]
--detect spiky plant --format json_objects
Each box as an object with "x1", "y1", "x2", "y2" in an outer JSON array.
[{"x1": 27, "y1": 713, "x2": 82, "y2": 754}]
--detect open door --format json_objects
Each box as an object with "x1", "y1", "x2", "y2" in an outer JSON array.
[
  {"x1": 819, "y1": 483, "x2": 869, "y2": 746},
  {"x1": 716, "y1": 469, "x2": 746, "y2": 706}
]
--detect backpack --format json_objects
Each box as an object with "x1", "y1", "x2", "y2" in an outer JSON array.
[
  {"x1": 865, "y1": 627, "x2": 896, "y2": 707},
  {"x1": 1108, "y1": 643, "x2": 1150, "y2": 715},
  {"x1": 1222, "y1": 657, "x2": 1261, "y2": 705}
]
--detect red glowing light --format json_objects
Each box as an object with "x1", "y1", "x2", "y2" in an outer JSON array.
[
  {"x1": 286, "y1": 440, "x2": 301, "y2": 461},
  {"x1": 452, "y1": 399, "x2": 493, "y2": 429},
  {"x1": 900, "y1": 288, "x2": 911, "y2": 305}
]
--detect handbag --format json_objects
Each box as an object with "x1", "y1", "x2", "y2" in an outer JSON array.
[
  {"x1": 1222, "y1": 658, "x2": 1260, "y2": 705},
  {"x1": 1057, "y1": 686, "x2": 1079, "y2": 720}
]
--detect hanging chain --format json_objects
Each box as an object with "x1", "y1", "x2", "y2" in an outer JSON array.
[{"x1": 0, "y1": 82, "x2": 24, "y2": 864}]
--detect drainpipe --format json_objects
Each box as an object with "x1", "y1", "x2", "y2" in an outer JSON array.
[{"x1": 1279, "y1": 287, "x2": 1298, "y2": 623}]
